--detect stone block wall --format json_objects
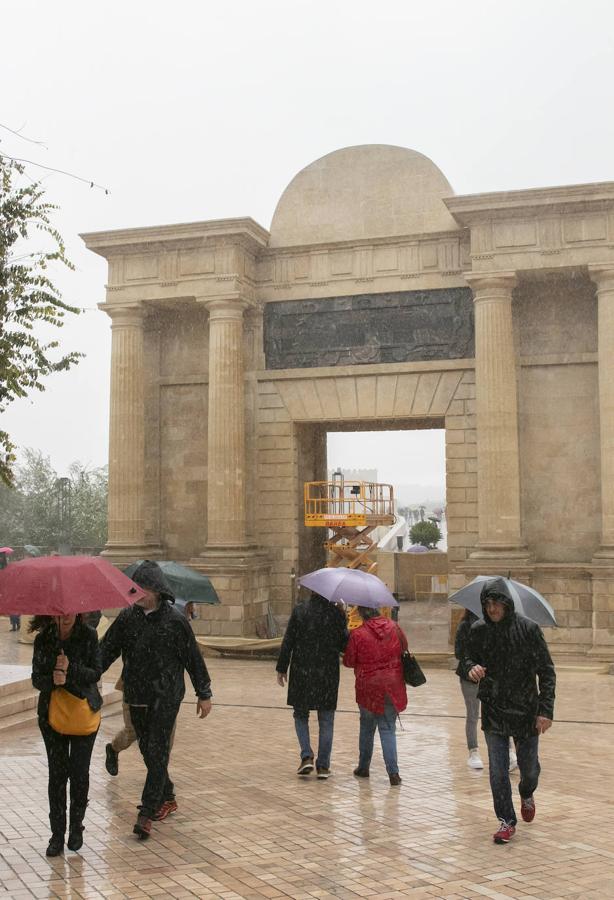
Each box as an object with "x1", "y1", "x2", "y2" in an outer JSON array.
[{"x1": 445, "y1": 370, "x2": 479, "y2": 565}]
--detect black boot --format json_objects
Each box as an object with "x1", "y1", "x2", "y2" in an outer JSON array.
[
  {"x1": 46, "y1": 834, "x2": 64, "y2": 857},
  {"x1": 68, "y1": 801, "x2": 87, "y2": 852},
  {"x1": 67, "y1": 824, "x2": 83, "y2": 852}
]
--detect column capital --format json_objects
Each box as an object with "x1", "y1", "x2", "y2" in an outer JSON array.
[
  {"x1": 588, "y1": 265, "x2": 614, "y2": 293},
  {"x1": 100, "y1": 303, "x2": 144, "y2": 327},
  {"x1": 464, "y1": 271, "x2": 517, "y2": 296},
  {"x1": 196, "y1": 296, "x2": 252, "y2": 318}
]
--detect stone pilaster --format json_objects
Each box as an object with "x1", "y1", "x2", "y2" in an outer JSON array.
[
  {"x1": 590, "y1": 267, "x2": 614, "y2": 560},
  {"x1": 193, "y1": 296, "x2": 270, "y2": 635},
  {"x1": 467, "y1": 274, "x2": 530, "y2": 561},
  {"x1": 203, "y1": 298, "x2": 249, "y2": 549},
  {"x1": 102, "y1": 305, "x2": 162, "y2": 561}
]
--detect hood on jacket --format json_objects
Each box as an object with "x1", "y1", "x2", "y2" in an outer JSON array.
[
  {"x1": 480, "y1": 577, "x2": 515, "y2": 622},
  {"x1": 364, "y1": 615, "x2": 394, "y2": 640},
  {"x1": 130, "y1": 560, "x2": 175, "y2": 605}
]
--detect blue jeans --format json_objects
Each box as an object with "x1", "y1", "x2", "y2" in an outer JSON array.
[
  {"x1": 293, "y1": 708, "x2": 335, "y2": 769},
  {"x1": 358, "y1": 698, "x2": 399, "y2": 776},
  {"x1": 485, "y1": 732, "x2": 541, "y2": 826}
]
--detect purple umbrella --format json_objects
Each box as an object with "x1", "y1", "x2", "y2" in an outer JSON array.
[{"x1": 298, "y1": 567, "x2": 398, "y2": 609}]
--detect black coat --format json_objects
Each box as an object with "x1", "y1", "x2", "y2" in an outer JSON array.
[
  {"x1": 460, "y1": 579, "x2": 556, "y2": 739},
  {"x1": 100, "y1": 598, "x2": 212, "y2": 708},
  {"x1": 32, "y1": 620, "x2": 103, "y2": 723},
  {"x1": 276, "y1": 596, "x2": 348, "y2": 711}
]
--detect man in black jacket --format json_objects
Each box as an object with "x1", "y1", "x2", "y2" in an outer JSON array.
[
  {"x1": 461, "y1": 578, "x2": 556, "y2": 845},
  {"x1": 276, "y1": 592, "x2": 348, "y2": 779},
  {"x1": 100, "y1": 561, "x2": 213, "y2": 839}
]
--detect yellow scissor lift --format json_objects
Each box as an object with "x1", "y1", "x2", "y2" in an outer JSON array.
[{"x1": 304, "y1": 476, "x2": 396, "y2": 574}]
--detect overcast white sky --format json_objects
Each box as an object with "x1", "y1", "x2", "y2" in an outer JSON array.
[{"x1": 2, "y1": 0, "x2": 614, "y2": 487}]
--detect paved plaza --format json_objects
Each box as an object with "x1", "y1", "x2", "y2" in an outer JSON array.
[{"x1": 0, "y1": 629, "x2": 613, "y2": 900}]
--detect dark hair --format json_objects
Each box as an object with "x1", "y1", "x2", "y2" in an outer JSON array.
[
  {"x1": 356, "y1": 606, "x2": 380, "y2": 620},
  {"x1": 29, "y1": 614, "x2": 82, "y2": 634}
]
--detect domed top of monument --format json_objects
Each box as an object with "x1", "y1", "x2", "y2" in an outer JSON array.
[{"x1": 269, "y1": 144, "x2": 457, "y2": 247}]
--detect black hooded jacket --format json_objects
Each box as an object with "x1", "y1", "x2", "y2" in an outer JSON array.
[
  {"x1": 100, "y1": 561, "x2": 212, "y2": 707},
  {"x1": 460, "y1": 578, "x2": 556, "y2": 738},
  {"x1": 276, "y1": 595, "x2": 348, "y2": 711}
]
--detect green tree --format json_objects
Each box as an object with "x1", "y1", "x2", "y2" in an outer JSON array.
[
  {"x1": 0, "y1": 156, "x2": 81, "y2": 485},
  {"x1": 409, "y1": 520, "x2": 442, "y2": 549},
  {"x1": 0, "y1": 449, "x2": 108, "y2": 550}
]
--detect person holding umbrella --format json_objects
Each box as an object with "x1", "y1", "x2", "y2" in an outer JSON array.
[
  {"x1": 460, "y1": 578, "x2": 556, "y2": 845},
  {"x1": 31, "y1": 613, "x2": 102, "y2": 857},
  {"x1": 276, "y1": 590, "x2": 348, "y2": 778},
  {"x1": 343, "y1": 605, "x2": 407, "y2": 786},
  {"x1": 0, "y1": 554, "x2": 144, "y2": 857},
  {"x1": 100, "y1": 560, "x2": 213, "y2": 840}
]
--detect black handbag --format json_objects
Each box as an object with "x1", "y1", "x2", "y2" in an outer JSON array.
[
  {"x1": 396, "y1": 624, "x2": 426, "y2": 687},
  {"x1": 401, "y1": 650, "x2": 427, "y2": 687}
]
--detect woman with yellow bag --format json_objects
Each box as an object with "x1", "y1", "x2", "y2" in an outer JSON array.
[{"x1": 31, "y1": 613, "x2": 102, "y2": 857}]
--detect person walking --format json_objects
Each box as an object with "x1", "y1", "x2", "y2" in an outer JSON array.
[
  {"x1": 276, "y1": 591, "x2": 348, "y2": 779},
  {"x1": 343, "y1": 607, "x2": 407, "y2": 785},
  {"x1": 100, "y1": 561, "x2": 213, "y2": 840},
  {"x1": 461, "y1": 578, "x2": 556, "y2": 844},
  {"x1": 31, "y1": 613, "x2": 102, "y2": 857},
  {"x1": 455, "y1": 609, "x2": 518, "y2": 772}
]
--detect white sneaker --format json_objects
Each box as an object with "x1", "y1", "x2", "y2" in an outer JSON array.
[
  {"x1": 467, "y1": 749, "x2": 484, "y2": 769},
  {"x1": 509, "y1": 750, "x2": 518, "y2": 772}
]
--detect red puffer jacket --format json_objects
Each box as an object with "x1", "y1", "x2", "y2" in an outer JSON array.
[{"x1": 343, "y1": 616, "x2": 408, "y2": 714}]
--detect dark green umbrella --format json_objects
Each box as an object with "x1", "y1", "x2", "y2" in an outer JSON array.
[{"x1": 123, "y1": 560, "x2": 220, "y2": 605}]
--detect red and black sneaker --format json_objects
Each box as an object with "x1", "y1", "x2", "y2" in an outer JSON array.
[
  {"x1": 155, "y1": 799, "x2": 178, "y2": 821},
  {"x1": 133, "y1": 814, "x2": 152, "y2": 839},
  {"x1": 493, "y1": 820, "x2": 516, "y2": 844},
  {"x1": 521, "y1": 796, "x2": 536, "y2": 823}
]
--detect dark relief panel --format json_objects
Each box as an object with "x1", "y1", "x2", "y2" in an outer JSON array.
[{"x1": 264, "y1": 288, "x2": 474, "y2": 369}]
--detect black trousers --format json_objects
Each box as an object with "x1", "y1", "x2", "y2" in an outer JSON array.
[
  {"x1": 39, "y1": 719, "x2": 98, "y2": 838},
  {"x1": 130, "y1": 703, "x2": 179, "y2": 819}
]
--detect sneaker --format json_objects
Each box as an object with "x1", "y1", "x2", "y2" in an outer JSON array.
[
  {"x1": 521, "y1": 796, "x2": 536, "y2": 823},
  {"x1": 133, "y1": 814, "x2": 152, "y2": 839},
  {"x1": 389, "y1": 773, "x2": 402, "y2": 786},
  {"x1": 493, "y1": 820, "x2": 516, "y2": 844},
  {"x1": 297, "y1": 757, "x2": 314, "y2": 776},
  {"x1": 316, "y1": 767, "x2": 331, "y2": 779},
  {"x1": 105, "y1": 743, "x2": 119, "y2": 777},
  {"x1": 155, "y1": 799, "x2": 178, "y2": 820},
  {"x1": 353, "y1": 767, "x2": 370, "y2": 778},
  {"x1": 509, "y1": 750, "x2": 518, "y2": 772},
  {"x1": 467, "y1": 749, "x2": 484, "y2": 769}
]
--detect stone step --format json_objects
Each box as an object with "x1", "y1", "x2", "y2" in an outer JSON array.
[
  {"x1": 0, "y1": 687, "x2": 38, "y2": 718},
  {"x1": 0, "y1": 684, "x2": 123, "y2": 734}
]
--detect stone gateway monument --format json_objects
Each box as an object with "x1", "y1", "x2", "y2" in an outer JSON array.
[{"x1": 82, "y1": 145, "x2": 614, "y2": 657}]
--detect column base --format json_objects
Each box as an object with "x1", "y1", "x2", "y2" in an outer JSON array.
[
  {"x1": 189, "y1": 547, "x2": 272, "y2": 637},
  {"x1": 591, "y1": 546, "x2": 614, "y2": 563},
  {"x1": 469, "y1": 544, "x2": 532, "y2": 565},
  {"x1": 100, "y1": 543, "x2": 165, "y2": 566}
]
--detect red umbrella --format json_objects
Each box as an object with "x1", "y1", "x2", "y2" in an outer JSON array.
[
  {"x1": 0, "y1": 547, "x2": 13, "y2": 554},
  {"x1": 0, "y1": 556, "x2": 145, "y2": 616}
]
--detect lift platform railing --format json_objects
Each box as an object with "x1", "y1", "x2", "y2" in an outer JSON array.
[{"x1": 304, "y1": 481, "x2": 395, "y2": 527}]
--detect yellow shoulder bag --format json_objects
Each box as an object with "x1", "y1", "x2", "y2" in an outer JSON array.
[{"x1": 48, "y1": 688, "x2": 101, "y2": 736}]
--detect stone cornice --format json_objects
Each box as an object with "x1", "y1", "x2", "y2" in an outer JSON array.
[
  {"x1": 445, "y1": 181, "x2": 614, "y2": 224},
  {"x1": 81, "y1": 217, "x2": 270, "y2": 258},
  {"x1": 258, "y1": 228, "x2": 465, "y2": 257}
]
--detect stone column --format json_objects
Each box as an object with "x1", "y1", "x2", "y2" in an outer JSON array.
[
  {"x1": 102, "y1": 305, "x2": 156, "y2": 560},
  {"x1": 467, "y1": 274, "x2": 529, "y2": 559},
  {"x1": 590, "y1": 266, "x2": 614, "y2": 559},
  {"x1": 203, "y1": 298, "x2": 248, "y2": 549}
]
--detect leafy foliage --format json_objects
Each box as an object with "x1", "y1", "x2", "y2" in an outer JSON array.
[
  {"x1": 409, "y1": 520, "x2": 442, "y2": 549},
  {"x1": 0, "y1": 449, "x2": 108, "y2": 549},
  {"x1": 0, "y1": 156, "x2": 82, "y2": 485}
]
